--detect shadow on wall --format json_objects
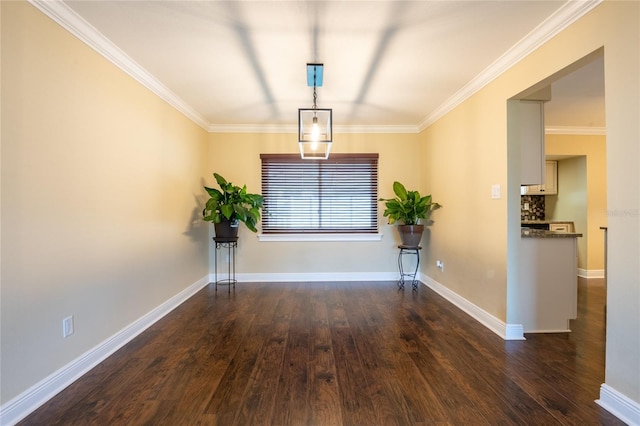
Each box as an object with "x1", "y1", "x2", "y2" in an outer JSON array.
[{"x1": 183, "y1": 181, "x2": 210, "y2": 251}]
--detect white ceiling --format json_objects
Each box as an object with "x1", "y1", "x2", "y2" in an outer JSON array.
[{"x1": 43, "y1": 0, "x2": 604, "y2": 132}]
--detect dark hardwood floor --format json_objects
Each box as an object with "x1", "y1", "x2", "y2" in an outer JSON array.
[{"x1": 20, "y1": 278, "x2": 622, "y2": 425}]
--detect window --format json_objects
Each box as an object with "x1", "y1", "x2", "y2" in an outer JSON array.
[{"x1": 260, "y1": 153, "x2": 378, "y2": 234}]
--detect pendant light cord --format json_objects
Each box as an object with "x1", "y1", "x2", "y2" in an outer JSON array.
[{"x1": 312, "y1": 66, "x2": 318, "y2": 109}]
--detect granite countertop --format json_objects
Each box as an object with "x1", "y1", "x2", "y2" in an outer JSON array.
[
  {"x1": 521, "y1": 220, "x2": 574, "y2": 224},
  {"x1": 521, "y1": 228, "x2": 583, "y2": 238}
]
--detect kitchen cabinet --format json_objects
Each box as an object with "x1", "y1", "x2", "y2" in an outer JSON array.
[
  {"x1": 516, "y1": 100, "x2": 545, "y2": 185},
  {"x1": 521, "y1": 160, "x2": 557, "y2": 195}
]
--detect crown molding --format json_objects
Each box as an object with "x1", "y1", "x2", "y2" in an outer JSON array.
[
  {"x1": 208, "y1": 124, "x2": 296, "y2": 134},
  {"x1": 546, "y1": 126, "x2": 606, "y2": 135},
  {"x1": 418, "y1": 0, "x2": 603, "y2": 131},
  {"x1": 208, "y1": 124, "x2": 419, "y2": 134},
  {"x1": 29, "y1": 0, "x2": 420, "y2": 135},
  {"x1": 28, "y1": 0, "x2": 210, "y2": 131},
  {"x1": 30, "y1": 0, "x2": 601, "y2": 136},
  {"x1": 335, "y1": 124, "x2": 419, "y2": 134}
]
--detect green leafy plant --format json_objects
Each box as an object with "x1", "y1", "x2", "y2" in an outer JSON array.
[
  {"x1": 202, "y1": 173, "x2": 265, "y2": 233},
  {"x1": 379, "y1": 181, "x2": 441, "y2": 226}
]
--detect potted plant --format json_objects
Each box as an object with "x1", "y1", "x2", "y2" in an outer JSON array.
[
  {"x1": 202, "y1": 173, "x2": 265, "y2": 239},
  {"x1": 379, "y1": 181, "x2": 441, "y2": 246}
]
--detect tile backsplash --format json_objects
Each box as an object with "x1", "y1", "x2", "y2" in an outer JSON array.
[{"x1": 521, "y1": 195, "x2": 545, "y2": 221}]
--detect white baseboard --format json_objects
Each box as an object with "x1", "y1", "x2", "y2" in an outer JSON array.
[
  {"x1": 421, "y1": 274, "x2": 525, "y2": 340},
  {"x1": 220, "y1": 271, "x2": 399, "y2": 283},
  {"x1": 578, "y1": 268, "x2": 605, "y2": 279},
  {"x1": 0, "y1": 275, "x2": 210, "y2": 426},
  {"x1": 597, "y1": 384, "x2": 640, "y2": 425},
  {"x1": 505, "y1": 323, "x2": 526, "y2": 340}
]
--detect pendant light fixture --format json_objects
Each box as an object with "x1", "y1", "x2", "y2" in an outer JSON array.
[{"x1": 298, "y1": 63, "x2": 332, "y2": 159}]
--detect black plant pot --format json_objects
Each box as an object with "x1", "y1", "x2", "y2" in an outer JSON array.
[
  {"x1": 397, "y1": 224, "x2": 424, "y2": 247},
  {"x1": 214, "y1": 219, "x2": 239, "y2": 241}
]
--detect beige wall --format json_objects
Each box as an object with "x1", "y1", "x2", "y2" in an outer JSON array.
[
  {"x1": 1, "y1": 2, "x2": 209, "y2": 403},
  {"x1": 421, "y1": 91, "x2": 509, "y2": 320},
  {"x1": 424, "y1": 0, "x2": 639, "y2": 405},
  {"x1": 206, "y1": 132, "x2": 425, "y2": 275},
  {"x1": 600, "y1": 0, "x2": 640, "y2": 403},
  {"x1": 546, "y1": 133, "x2": 607, "y2": 271}
]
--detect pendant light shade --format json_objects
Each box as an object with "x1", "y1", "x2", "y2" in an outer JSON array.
[
  {"x1": 299, "y1": 108, "x2": 332, "y2": 159},
  {"x1": 298, "y1": 63, "x2": 332, "y2": 159}
]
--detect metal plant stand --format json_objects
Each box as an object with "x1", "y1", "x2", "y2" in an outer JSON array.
[
  {"x1": 398, "y1": 245, "x2": 421, "y2": 290},
  {"x1": 213, "y1": 237, "x2": 238, "y2": 293}
]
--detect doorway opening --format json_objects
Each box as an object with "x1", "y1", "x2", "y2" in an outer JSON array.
[{"x1": 510, "y1": 46, "x2": 607, "y2": 389}]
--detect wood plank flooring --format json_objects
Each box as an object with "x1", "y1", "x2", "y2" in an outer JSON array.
[{"x1": 20, "y1": 278, "x2": 623, "y2": 425}]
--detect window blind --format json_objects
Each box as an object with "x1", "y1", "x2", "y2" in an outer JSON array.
[{"x1": 260, "y1": 154, "x2": 379, "y2": 234}]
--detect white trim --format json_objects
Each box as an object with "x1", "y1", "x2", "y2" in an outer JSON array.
[
  {"x1": 546, "y1": 126, "x2": 606, "y2": 135},
  {"x1": 27, "y1": 0, "x2": 210, "y2": 130},
  {"x1": 208, "y1": 123, "x2": 294, "y2": 134},
  {"x1": 0, "y1": 275, "x2": 210, "y2": 426},
  {"x1": 257, "y1": 233, "x2": 383, "y2": 242},
  {"x1": 505, "y1": 323, "x2": 526, "y2": 341},
  {"x1": 217, "y1": 272, "x2": 398, "y2": 283},
  {"x1": 578, "y1": 268, "x2": 605, "y2": 279},
  {"x1": 28, "y1": 0, "x2": 601, "y2": 136},
  {"x1": 417, "y1": 0, "x2": 602, "y2": 131},
  {"x1": 25, "y1": 0, "x2": 421, "y2": 136},
  {"x1": 421, "y1": 275, "x2": 525, "y2": 340},
  {"x1": 208, "y1": 124, "x2": 419, "y2": 134},
  {"x1": 334, "y1": 125, "x2": 419, "y2": 134},
  {"x1": 523, "y1": 328, "x2": 571, "y2": 334},
  {"x1": 596, "y1": 384, "x2": 640, "y2": 426}
]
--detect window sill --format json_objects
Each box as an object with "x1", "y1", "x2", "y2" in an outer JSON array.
[{"x1": 257, "y1": 233, "x2": 383, "y2": 242}]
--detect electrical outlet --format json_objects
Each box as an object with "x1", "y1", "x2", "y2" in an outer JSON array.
[
  {"x1": 436, "y1": 260, "x2": 444, "y2": 271},
  {"x1": 524, "y1": 202, "x2": 530, "y2": 210},
  {"x1": 63, "y1": 316, "x2": 74, "y2": 338}
]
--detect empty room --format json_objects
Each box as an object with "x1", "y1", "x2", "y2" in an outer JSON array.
[{"x1": 1, "y1": 1, "x2": 639, "y2": 424}]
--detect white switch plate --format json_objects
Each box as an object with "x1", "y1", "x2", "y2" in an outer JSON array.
[
  {"x1": 491, "y1": 184, "x2": 501, "y2": 199},
  {"x1": 63, "y1": 316, "x2": 74, "y2": 338}
]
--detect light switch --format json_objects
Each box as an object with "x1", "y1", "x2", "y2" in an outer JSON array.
[{"x1": 491, "y1": 184, "x2": 501, "y2": 199}]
